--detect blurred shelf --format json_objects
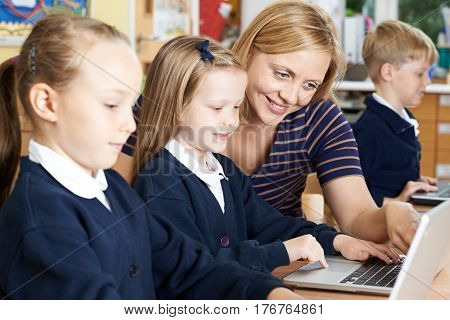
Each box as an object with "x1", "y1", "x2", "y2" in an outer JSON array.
[{"x1": 336, "y1": 81, "x2": 450, "y2": 94}]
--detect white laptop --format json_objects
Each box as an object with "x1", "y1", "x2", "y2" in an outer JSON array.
[
  {"x1": 410, "y1": 180, "x2": 450, "y2": 205},
  {"x1": 283, "y1": 200, "x2": 450, "y2": 299}
]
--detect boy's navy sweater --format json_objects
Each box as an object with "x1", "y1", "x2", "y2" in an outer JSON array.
[
  {"x1": 352, "y1": 94, "x2": 421, "y2": 206},
  {"x1": 134, "y1": 149, "x2": 339, "y2": 273},
  {"x1": 0, "y1": 158, "x2": 283, "y2": 299}
]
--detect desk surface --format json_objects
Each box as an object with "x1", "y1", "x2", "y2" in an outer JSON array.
[
  {"x1": 272, "y1": 203, "x2": 450, "y2": 300},
  {"x1": 272, "y1": 260, "x2": 450, "y2": 300}
]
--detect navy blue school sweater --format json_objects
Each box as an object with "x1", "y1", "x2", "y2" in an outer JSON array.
[
  {"x1": 134, "y1": 149, "x2": 339, "y2": 273},
  {"x1": 0, "y1": 158, "x2": 283, "y2": 299},
  {"x1": 352, "y1": 94, "x2": 421, "y2": 206}
]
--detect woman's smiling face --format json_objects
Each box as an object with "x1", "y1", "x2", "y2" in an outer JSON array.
[{"x1": 245, "y1": 49, "x2": 331, "y2": 126}]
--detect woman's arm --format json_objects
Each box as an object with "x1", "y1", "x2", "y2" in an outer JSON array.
[
  {"x1": 113, "y1": 153, "x2": 133, "y2": 183},
  {"x1": 322, "y1": 175, "x2": 420, "y2": 253}
]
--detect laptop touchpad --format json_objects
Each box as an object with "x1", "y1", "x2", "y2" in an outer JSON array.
[{"x1": 299, "y1": 260, "x2": 354, "y2": 272}]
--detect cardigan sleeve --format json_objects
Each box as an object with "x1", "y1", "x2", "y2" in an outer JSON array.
[
  {"x1": 6, "y1": 226, "x2": 122, "y2": 299},
  {"x1": 144, "y1": 194, "x2": 290, "y2": 272},
  {"x1": 148, "y1": 210, "x2": 285, "y2": 299},
  {"x1": 238, "y1": 165, "x2": 340, "y2": 256}
]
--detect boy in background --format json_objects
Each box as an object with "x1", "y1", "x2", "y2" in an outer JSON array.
[{"x1": 353, "y1": 20, "x2": 438, "y2": 207}]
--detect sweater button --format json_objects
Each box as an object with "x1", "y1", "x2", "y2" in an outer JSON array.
[
  {"x1": 129, "y1": 263, "x2": 139, "y2": 277},
  {"x1": 220, "y1": 236, "x2": 230, "y2": 247}
]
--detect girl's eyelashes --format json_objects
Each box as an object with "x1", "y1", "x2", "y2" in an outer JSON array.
[
  {"x1": 234, "y1": 105, "x2": 241, "y2": 109},
  {"x1": 104, "y1": 103, "x2": 119, "y2": 109}
]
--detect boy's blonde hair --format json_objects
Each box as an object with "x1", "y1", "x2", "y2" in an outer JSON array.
[
  {"x1": 232, "y1": 0, "x2": 346, "y2": 118},
  {"x1": 131, "y1": 36, "x2": 244, "y2": 183},
  {"x1": 363, "y1": 20, "x2": 438, "y2": 83}
]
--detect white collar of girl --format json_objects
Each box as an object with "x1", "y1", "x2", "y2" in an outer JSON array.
[
  {"x1": 28, "y1": 139, "x2": 111, "y2": 210},
  {"x1": 165, "y1": 138, "x2": 228, "y2": 187}
]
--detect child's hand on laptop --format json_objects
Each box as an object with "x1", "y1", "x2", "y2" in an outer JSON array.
[
  {"x1": 333, "y1": 234, "x2": 401, "y2": 264},
  {"x1": 391, "y1": 180, "x2": 438, "y2": 202},
  {"x1": 284, "y1": 234, "x2": 328, "y2": 268},
  {"x1": 419, "y1": 175, "x2": 438, "y2": 185}
]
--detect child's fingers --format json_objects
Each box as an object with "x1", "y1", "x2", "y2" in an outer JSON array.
[
  {"x1": 318, "y1": 254, "x2": 328, "y2": 268},
  {"x1": 314, "y1": 244, "x2": 328, "y2": 268},
  {"x1": 303, "y1": 245, "x2": 328, "y2": 268}
]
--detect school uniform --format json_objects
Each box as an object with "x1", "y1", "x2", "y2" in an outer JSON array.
[
  {"x1": 133, "y1": 139, "x2": 340, "y2": 273},
  {"x1": 0, "y1": 140, "x2": 283, "y2": 299},
  {"x1": 352, "y1": 93, "x2": 421, "y2": 206}
]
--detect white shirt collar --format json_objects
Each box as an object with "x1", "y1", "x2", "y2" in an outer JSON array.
[
  {"x1": 372, "y1": 93, "x2": 420, "y2": 136},
  {"x1": 28, "y1": 139, "x2": 111, "y2": 210},
  {"x1": 165, "y1": 139, "x2": 228, "y2": 187}
]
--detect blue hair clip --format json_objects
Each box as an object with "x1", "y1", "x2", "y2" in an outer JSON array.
[
  {"x1": 28, "y1": 42, "x2": 37, "y2": 74},
  {"x1": 195, "y1": 40, "x2": 214, "y2": 61}
]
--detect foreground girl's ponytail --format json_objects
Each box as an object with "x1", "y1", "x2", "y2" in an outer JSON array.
[{"x1": 0, "y1": 58, "x2": 21, "y2": 207}]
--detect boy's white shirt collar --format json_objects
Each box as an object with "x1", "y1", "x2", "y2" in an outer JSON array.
[
  {"x1": 372, "y1": 93, "x2": 420, "y2": 136},
  {"x1": 28, "y1": 139, "x2": 111, "y2": 211},
  {"x1": 165, "y1": 138, "x2": 228, "y2": 213}
]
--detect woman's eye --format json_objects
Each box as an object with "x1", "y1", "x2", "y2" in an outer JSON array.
[
  {"x1": 306, "y1": 82, "x2": 318, "y2": 90},
  {"x1": 105, "y1": 104, "x2": 119, "y2": 109},
  {"x1": 276, "y1": 70, "x2": 290, "y2": 79},
  {"x1": 234, "y1": 105, "x2": 241, "y2": 109},
  {"x1": 212, "y1": 107, "x2": 223, "y2": 111}
]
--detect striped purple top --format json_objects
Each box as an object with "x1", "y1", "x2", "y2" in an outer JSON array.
[{"x1": 250, "y1": 99, "x2": 363, "y2": 218}]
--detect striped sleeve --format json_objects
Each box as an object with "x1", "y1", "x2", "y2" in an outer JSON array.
[{"x1": 306, "y1": 99, "x2": 363, "y2": 186}]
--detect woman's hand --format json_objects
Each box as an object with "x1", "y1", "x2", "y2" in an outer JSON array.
[
  {"x1": 283, "y1": 234, "x2": 328, "y2": 268},
  {"x1": 383, "y1": 202, "x2": 421, "y2": 254},
  {"x1": 332, "y1": 234, "x2": 400, "y2": 264}
]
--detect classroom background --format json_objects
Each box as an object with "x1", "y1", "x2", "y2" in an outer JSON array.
[{"x1": 1, "y1": 0, "x2": 449, "y2": 181}]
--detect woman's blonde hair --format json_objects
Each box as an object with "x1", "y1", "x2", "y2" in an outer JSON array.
[
  {"x1": 0, "y1": 14, "x2": 129, "y2": 206},
  {"x1": 232, "y1": 0, "x2": 346, "y2": 118},
  {"x1": 131, "y1": 36, "x2": 244, "y2": 183},
  {"x1": 363, "y1": 20, "x2": 438, "y2": 83}
]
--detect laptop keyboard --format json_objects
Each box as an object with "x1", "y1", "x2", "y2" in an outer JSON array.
[
  {"x1": 439, "y1": 190, "x2": 450, "y2": 198},
  {"x1": 339, "y1": 258, "x2": 404, "y2": 288}
]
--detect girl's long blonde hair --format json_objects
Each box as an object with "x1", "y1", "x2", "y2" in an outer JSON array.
[
  {"x1": 131, "y1": 36, "x2": 244, "y2": 183},
  {"x1": 232, "y1": 0, "x2": 346, "y2": 118}
]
